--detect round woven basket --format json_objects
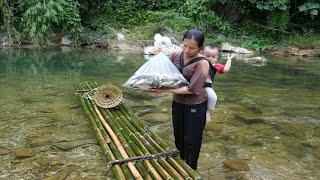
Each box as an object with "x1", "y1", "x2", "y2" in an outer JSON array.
[{"x1": 93, "y1": 85, "x2": 122, "y2": 108}]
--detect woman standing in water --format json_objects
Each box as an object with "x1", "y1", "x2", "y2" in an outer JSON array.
[{"x1": 154, "y1": 29, "x2": 209, "y2": 170}]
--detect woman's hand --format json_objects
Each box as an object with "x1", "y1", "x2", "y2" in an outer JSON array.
[
  {"x1": 149, "y1": 88, "x2": 166, "y2": 94},
  {"x1": 153, "y1": 47, "x2": 162, "y2": 54},
  {"x1": 150, "y1": 87, "x2": 192, "y2": 95}
]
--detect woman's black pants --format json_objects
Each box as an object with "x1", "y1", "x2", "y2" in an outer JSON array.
[{"x1": 172, "y1": 100, "x2": 207, "y2": 170}]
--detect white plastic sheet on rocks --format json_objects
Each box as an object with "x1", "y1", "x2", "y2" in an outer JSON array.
[{"x1": 123, "y1": 52, "x2": 188, "y2": 90}]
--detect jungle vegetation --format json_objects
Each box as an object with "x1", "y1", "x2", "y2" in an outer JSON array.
[{"x1": 0, "y1": 0, "x2": 319, "y2": 51}]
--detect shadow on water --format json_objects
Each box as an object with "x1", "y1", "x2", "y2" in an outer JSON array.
[{"x1": 0, "y1": 49, "x2": 319, "y2": 179}]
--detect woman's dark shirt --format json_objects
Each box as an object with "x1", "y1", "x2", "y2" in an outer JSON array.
[{"x1": 170, "y1": 50, "x2": 209, "y2": 105}]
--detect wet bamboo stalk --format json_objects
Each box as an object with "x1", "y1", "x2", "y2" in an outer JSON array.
[
  {"x1": 109, "y1": 108, "x2": 183, "y2": 179},
  {"x1": 76, "y1": 85, "x2": 125, "y2": 180},
  {"x1": 97, "y1": 106, "x2": 152, "y2": 180},
  {"x1": 143, "y1": 133, "x2": 190, "y2": 178},
  {"x1": 119, "y1": 104, "x2": 168, "y2": 148},
  {"x1": 119, "y1": 103, "x2": 202, "y2": 179},
  {"x1": 111, "y1": 109, "x2": 174, "y2": 179},
  {"x1": 104, "y1": 108, "x2": 166, "y2": 180},
  {"x1": 92, "y1": 102, "x2": 143, "y2": 179},
  {"x1": 83, "y1": 97, "x2": 134, "y2": 180}
]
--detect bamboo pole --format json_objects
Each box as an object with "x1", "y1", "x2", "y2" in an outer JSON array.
[
  {"x1": 104, "y1": 108, "x2": 168, "y2": 180},
  {"x1": 143, "y1": 133, "x2": 190, "y2": 178},
  {"x1": 83, "y1": 97, "x2": 134, "y2": 180},
  {"x1": 109, "y1": 108, "x2": 183, "y2": 179},
  {"x1": 101, "y1": 108, "x2": 161, "y2": 179},
  {"x1": 76, "y1": 85, "x2": 125, "y2": 180},
  {"x1": 111, "y1": 109, "x2": 175, "y2": 180},
  {"x1": 119, "y1": 104, "x2": 202, "y2": 179},
  {"x1": 92, "y1": 103, "x2": 143, "y2": 179},
  {"x1": 97, "y1": 106, "x2": 152, "y2": 179}
]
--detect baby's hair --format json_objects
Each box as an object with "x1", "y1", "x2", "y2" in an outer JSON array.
[
  {"x1": 205, "y1": 44, "x2": 220, "y2": 56},
  {"x1": 205, "y1": 44, "x2": 219, "y2": 50}
]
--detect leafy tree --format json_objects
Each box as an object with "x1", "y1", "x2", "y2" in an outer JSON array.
[
  {"x1": 180, "y1": 0, "x2": 231, "y2": 33},
  {"x1": 21, "y1": 0, "x2": 64, "y2": 45},
  {"x1": 0, "y1": 0, "x2": 21, "y2": 46},
  {"x1": 61, "y1": 0, "x2": 83, "y2": 43}
]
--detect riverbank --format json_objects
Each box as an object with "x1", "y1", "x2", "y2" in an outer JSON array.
[{"x1": 1, "y1": 26, "x2": 320, "y2": 58}]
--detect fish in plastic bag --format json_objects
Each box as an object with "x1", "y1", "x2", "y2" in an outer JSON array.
[{"x1": 123, "y1": 52, "x2": 189, "y2": 90}]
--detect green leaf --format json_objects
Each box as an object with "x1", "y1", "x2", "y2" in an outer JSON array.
[
  {"x1": 278, "y1": 5, "x2": 287, "y2": 11},
  {"x1": 256, "y1": 4, "x2": 264, "y2": 10},
  {"x1": 310, "y1": 9, "x2": 318, "y2": 16},
  {"x1": 298, "y1": 5, "x2": 307, "y2": 12}
]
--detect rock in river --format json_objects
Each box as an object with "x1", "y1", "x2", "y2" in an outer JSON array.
[
  {"x1": 223, "y1": 159, "x2": 250, "y2": 171},
  {"x1": 14, "y1": 148, "x2": 35, "y2": 159}
]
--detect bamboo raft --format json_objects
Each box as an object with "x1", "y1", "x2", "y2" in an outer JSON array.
[{"x1": 76, "y1": 82, "x2": 202, "y2": 180}]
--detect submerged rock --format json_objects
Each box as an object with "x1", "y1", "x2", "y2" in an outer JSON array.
[
  {"x1": 272, "y1": 122, "x2": 304, "y2": 138},
  {"x1": 52, "y1": 139, "x2": 97, "y2": 151},
  {"x1": 61, "y1": 36, "x2": 72, "y2": 46},
  {"x1": 249, "y1": 140, "x2": 264, "y2": 147},
  {"x1": 116, "y1": 33, "x2": 125, "y2": 41},
  {"x1": 38, "y1": 107, "x2": 55, "y2": 113},
  {"x1": 14, "y1": 148, "x2": 35, "y2": 159},
  {"x1": 243, "y1": 56, "x2": 267, "y2": 67},
  {"x1": 30, "y1": 137, "x2": 54, "y2": 147},
  {"x1": 223, "y1": 159, "x2": 250, "y2": 171},
  {"x1": 141, "y1": 112, "x2": 171, "y2": 122},
  {"x1": 0, "y1": 147, "x2": 10, "y2": 155},
  {"x1": 283, "y1": 141, "x2": 307, "y2": 159},
  {"x1": 314, "y1": 147, "x2": 320, "y2": 159},
  {"x1": 43, "y1": 165, "x2": 75, "y2": 180},
  {"x1": 234, "y1": 115, "x2": 265, "y2": 124}
]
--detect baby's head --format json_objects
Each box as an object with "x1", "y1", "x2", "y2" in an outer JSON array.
[{"x1": 203, "y1": 45, "x2": 219, "y2": 64}]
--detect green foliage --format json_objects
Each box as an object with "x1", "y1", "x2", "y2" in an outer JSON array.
[
  {"x1": 239, "y1": 20, "x2": 264, "y2": 36},
  {"x1": 141, "y1": 0, "x2": 185, "y2": 10},
  {"x1": 143, "y1": 10, "x2": 194, "y2": 31},
  {"x1": 267, "y1": 9, "x2": 289, "y2": 31},
  {"x1": 180, "y1": 0, "x2": 231, "y2": 33},
  {"x1": 0, "y1": 0, "x2": 319, "y2": 49},
  {"x1": 243, "y1": 38, "x2": 274, "y2": 52},
  {"x1": 245, "y1": 0, "x2": 288, "y2": 11},
  {"x1": 282, "y1": 32, "x2": 320, "y2": 48},
  {"x1": 21, "y1": 0, "x2": 64, "y2": 45},
  {"x1": 298, "y1": 2, "x2": 320, "y2": 19},
  {"x1": 0, "y1": 0, "x2": 83, "y2": 46},
  {"x1": 127, "y1": 11, "x2": 195, "y2": 43},
  {"x1": 109, "y1": 1, "x2": 137, "y2": 24},
  {"x1": 61, "y1": 0, "x2": 83, "y2": 42},
  {"x1": 0, "y1": 0, "x2": 21, "y2": 45}
]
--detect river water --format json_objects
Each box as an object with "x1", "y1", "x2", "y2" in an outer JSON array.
[{"x1": 0, "y1": 49, "x2": 319, "y2": 179}]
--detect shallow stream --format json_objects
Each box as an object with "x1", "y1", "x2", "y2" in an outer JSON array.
[{"x1": 0, "y1": 49, "x2": 319, "y2": 179}]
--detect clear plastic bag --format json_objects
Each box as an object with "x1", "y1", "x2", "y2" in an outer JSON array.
[{"x1": 123, "y1": 52, "x2": 189, "y2": 90}]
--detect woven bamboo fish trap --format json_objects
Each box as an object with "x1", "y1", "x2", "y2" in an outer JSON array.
[{"x1": 82, "y1": 85, "x2": 122, "y2": 108}]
